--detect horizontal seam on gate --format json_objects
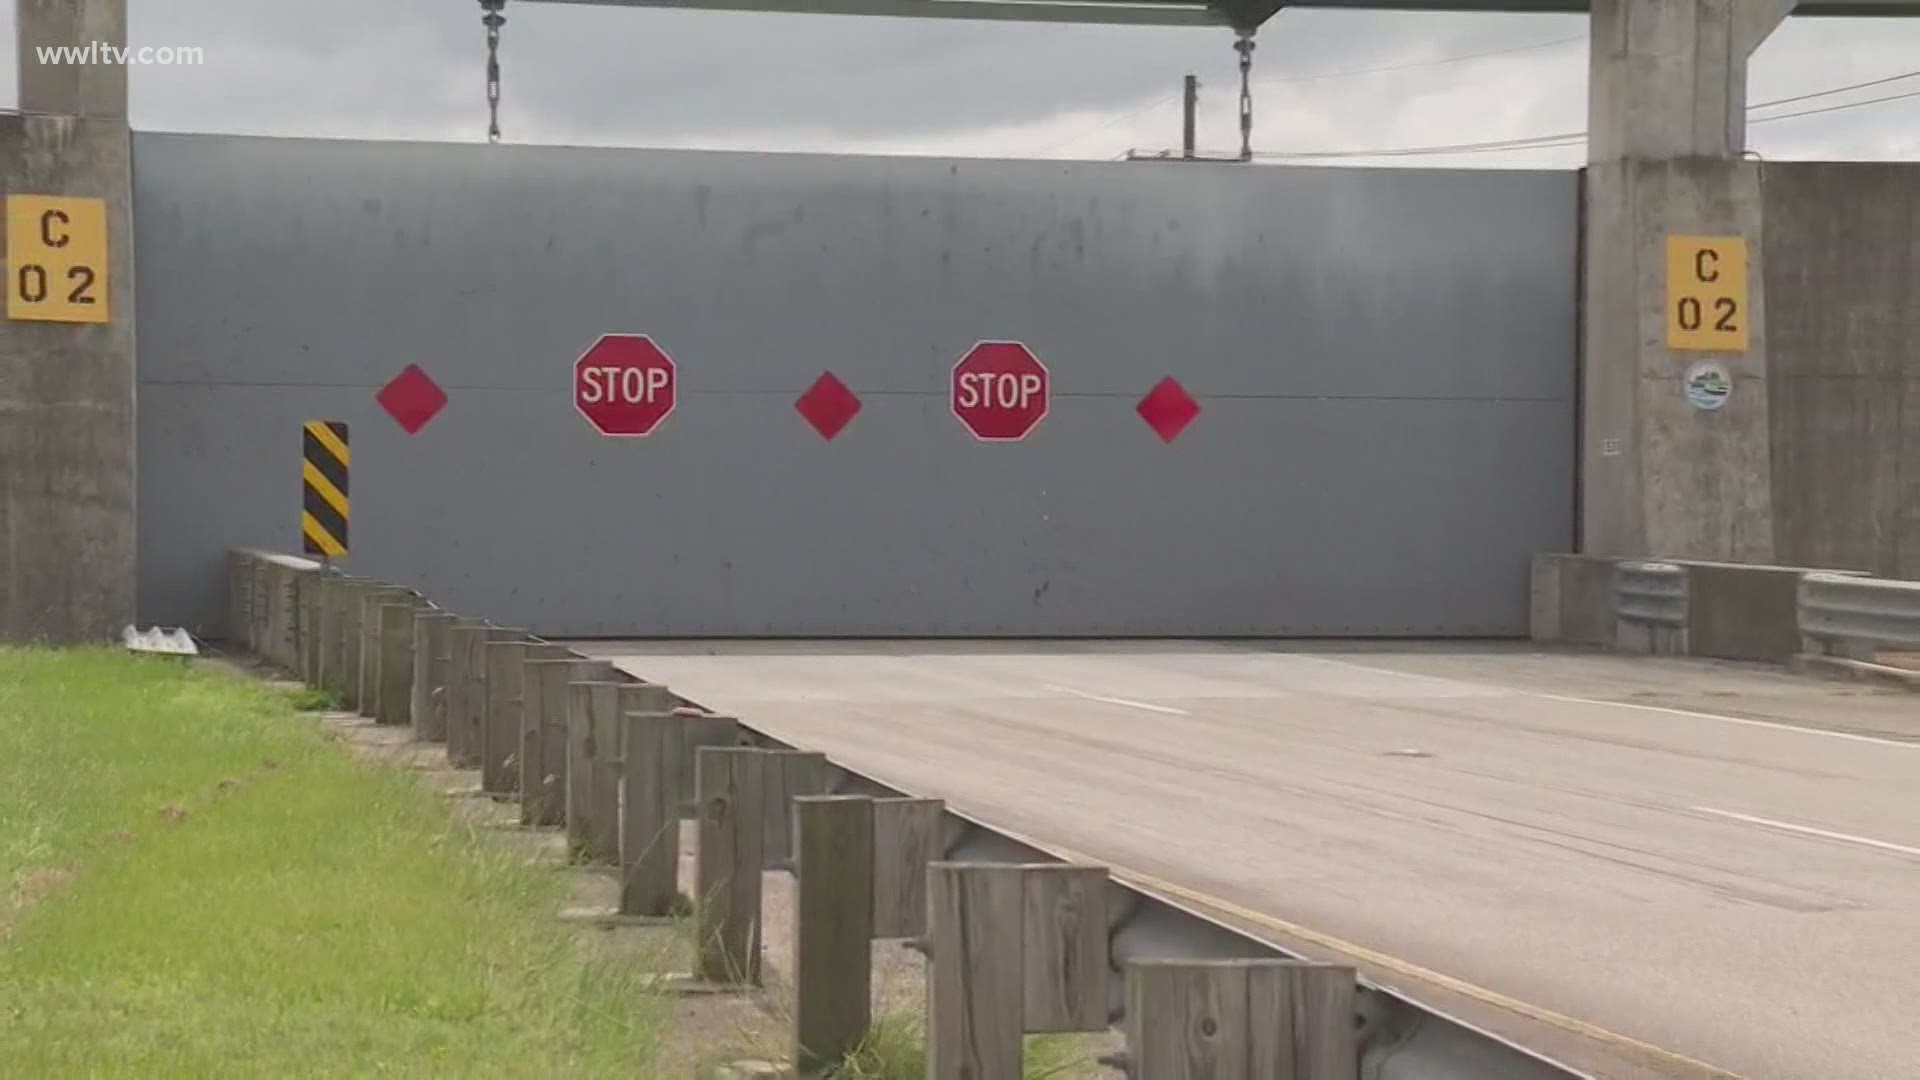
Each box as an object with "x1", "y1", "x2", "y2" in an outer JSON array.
[{"x1": 138, "y1": 378, "x2": 1570, "y2": 404}]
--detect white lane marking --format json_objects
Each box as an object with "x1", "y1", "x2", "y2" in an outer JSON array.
[
  {"x1": 1043, "y1": 684, "x2": 1190, "y2": 716},
  {"x1": 1691, "y1": 806, "x2": 1920, "y2": 859},
  {"x1": 1290, "y1": 653, "x2": 1920, "y2": 750},
  {"x1": 1528, "y1": 691, "x2": 1920, "y2": 750}
]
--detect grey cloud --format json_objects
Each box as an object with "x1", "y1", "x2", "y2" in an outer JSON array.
[{"x1": 2, "y1": 1, "x2": 1916, "y2": 163}]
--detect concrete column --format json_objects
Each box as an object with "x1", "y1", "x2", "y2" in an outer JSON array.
[
  {"x1": 16, "y1": 0, "x2": 129, "y2": 118},
  {"x1": 0, "y1": 0, "x2": 134, "y2": 643},
  {"x1": 1581, "y1": 0, "x2": 1793, "y2": 563}
]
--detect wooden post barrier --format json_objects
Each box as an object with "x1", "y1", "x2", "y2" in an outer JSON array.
[
  {"x1": 445, "y1": 623, "x2": 516, "y2": 768},
  {"x1": 521, "y1": 657, "x2": 616, "y2": 827},
  {"x1": 227, "y1": 552, "x2": 250, "y2": 646},
  {"x1": 354, "y1": 585, "x2": 411, "y2": 716},
  {"x1": 375, "y1": 600, "x2": 424, "y2": 726},
  {"x1": 410, "y1": 610, "x2": 458, "y2": 741},
  {"x1": 1123, "y1": 959, "x2": 1357, "y2": 1080},
  {"x1": 761, "y1": 750, "x2": 827, "y2": 870},
  {"x1": 480, "y1": 639, "x2": 544, "y2": 794},
  {"x1": 1020, "y1": 864, "x2": 1109, "y2": 1033},
  {"x1": 694, "y1": 746, "x2": 769, "y2": 986},
  {"x1": 792, "y1": 795, "x2": 874, "y2": 1075},
  {"x1": 321, "y1": 575, "x2": 361, "y2": 701},
  {"x1": 871, "y1": 797, "x2": 944, "y2": 939},
  {"x1": 679, "y1": 713, "x2": 743, "y2": 811},
  {"x1": 295, "y1": 567, "x2": 321, "y2": 684},
  {"x1": 926, "y1": 862, "x2": 1111, "y2": 1079},
  {"x1": 568, "y1": 682, "x2": 674, "y2": 862},
  {"x1": 479, "y1": 640, "x2": 571, "y2": 796},
  {"x1": 927, "y1": 863, "x2": 1025, "y2": 1080},
  {"x1": 618, "y1": 710, "x2": 683, "y2": 917}
]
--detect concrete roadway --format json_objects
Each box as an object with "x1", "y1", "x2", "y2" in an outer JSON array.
[{"x1": 573, "y1": 640, "x2": 1920, "y2": 1080}]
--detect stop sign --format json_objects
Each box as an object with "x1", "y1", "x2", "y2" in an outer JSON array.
[
  {"x1": 951, "y1": 340, "x2": 1049, "y2": 441},
  {"x1": 574, "y1": 333, "x2": 677, "y2": 437}
]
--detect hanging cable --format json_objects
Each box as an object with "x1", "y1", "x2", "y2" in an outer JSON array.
[
  {"x1": 481, "y1": 0, "x2": 507, "y2": 144},
  {"x1": 1247, "y1": 66, "x2": 1920, "y2": 162},
  {"x1": 1235, "y1": 29, "x2": 1256, "y2": 162}
]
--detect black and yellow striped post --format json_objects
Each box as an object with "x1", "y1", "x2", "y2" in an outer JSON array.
[{"x1": 302, "y1": 420, "x2": 350, "y2": 558}]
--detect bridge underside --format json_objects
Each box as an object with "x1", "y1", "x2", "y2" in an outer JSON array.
[{"x1": 523, "y1": 0, "x2": 1920, "y2": 29}]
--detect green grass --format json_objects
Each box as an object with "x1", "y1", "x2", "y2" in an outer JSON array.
[{"x1": 0, "y1": 648, "x2": 666, "y2": 1078}]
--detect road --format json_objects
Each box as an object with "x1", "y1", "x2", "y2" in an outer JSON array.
[{"x1": 574, "y1": 640, "x2": 1920, "y2": 1080}]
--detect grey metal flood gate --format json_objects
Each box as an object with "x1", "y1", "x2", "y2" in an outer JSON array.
[{"x1": 134, "y1": 133, "x2": 1576, "y2": 637}]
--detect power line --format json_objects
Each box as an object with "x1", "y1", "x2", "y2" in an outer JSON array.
[
  {"x1": 1039, "y1": 89, "x2": 1182, "y2": 155},
  {"x1": 1040, "y1": 34, "x2": 1583, "y2": 158},
  {"x1": 1749, "y1": 68, "x2": 1920, "y2": 112},
  {"x1": 1246, "y1": 67, "x2": 1920, "y2": 161},
  {"x1": 1749, "y1": 84, "x2": 1920, "y2": 125}
]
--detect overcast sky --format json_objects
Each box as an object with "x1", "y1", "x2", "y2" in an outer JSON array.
[{"x1": 3, "y1": 1, "x2": 1918, "y2": 167}]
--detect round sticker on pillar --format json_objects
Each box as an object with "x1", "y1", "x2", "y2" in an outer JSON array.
[{"x1": 1683, "y1": 361, "x2": 1732, "y2": 411}]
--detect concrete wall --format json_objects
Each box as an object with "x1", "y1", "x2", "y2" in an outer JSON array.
[
  {"x1": 0, "y1": 113, "x2": 136, "y2": 642},
  {"x1": 1764, "y1": 162, "x2": 1920, "y2": 580}
]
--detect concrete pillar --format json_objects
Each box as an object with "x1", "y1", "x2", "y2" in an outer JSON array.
[
  {"x1": 0, "y1": 0, "x2": 134, "y2": 643},
  {"x1": 15, "y1": 0, "x2": 129, "y2": 118},
  {"x1": 1581, "y1": 0, "x2": 1793, "y2": 563}
]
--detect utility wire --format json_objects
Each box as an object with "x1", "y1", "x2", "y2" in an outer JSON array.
[
  {"x1": 1041, "y1": 34, "x2": 1582, "y2": 157},
  {"x1": 1040, "y1": 89, "x2": 1183, "y2": 155},
  {"x1": 1748, "y1": 84, "x2": 1920, "y2": 124},
  {"x1": 1244, "y1": 67, "x2": 1920, "y2": 161}
]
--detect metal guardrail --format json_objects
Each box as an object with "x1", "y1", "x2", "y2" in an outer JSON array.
[
  {"x1": 1799, "y1": 572, "x2": 1920, "y2": 658},
  {"x1": 740, "y1": 728, "x2": 1587, "y2": 1080},
  {"x1": 1612, "y1": 560, "x2": 1687, "y2": 628},
  {"x1": 226, "y1": 549, "x2": 1587, "y2": 1080}
]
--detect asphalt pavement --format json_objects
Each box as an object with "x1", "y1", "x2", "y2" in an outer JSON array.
[{"x1": 574, "y1": 639, "x2": 1920, "y2": 1080}]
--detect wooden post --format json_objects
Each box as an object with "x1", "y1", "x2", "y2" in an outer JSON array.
[
  {"x1": 618, "y1": 710, "x2": 682, "y2": 917},
  {"x1": 679, "y1": 713, "x2": 743, "y2": 812},
  {"x1": 927, "y1": 862, "x2": 1026, "y2": 1080},
  {"x1": 481, "y1": 640, "x2": 532, "y2": 795},
  {"x1": 1124, "y1": 959, "x2": 1357, "y2": 1080},
  {"x1": 762, "y1": 749, "x2": 828, "y2": 869},
  {"x1": 249, "y1": 558, "x2": 266, "y2": 654},
  {"x1": 792, "y1": 795, "x2": 874, "y2": 1075},
  {"x1": 227, "y1": 552, "x2": 249, "y2": 645},
  {"x1": 410, "y1": 610, "x2": 457, "y2": 741},
  {"x1": 375, "y1": 601, "x2": 419, "y2": 726},
  {"x1": 569, "y1": 681, "x2": 619, "y2": 859},
  {"x1": 323, "y1": 576, "x2": 360, "y2": 701},
  {"x1": 871, "y1": 798, "x2": 945, "y2": 939},
  {"x1": 521, "y1": 658, "x2": 614, "y2": 827},
  {"x1": 1021, "y1": 864, "x2": 1110, "y2": 1033},
  {"x1": 569, "y1": 682, "x2": 674, "y2": 862},
  {"x1": 604, "y1": 684, "x2": 673, "y2": 853},
  {"x1": 446, "y1": 623, "x2": 515, "y2": 768},
  {"x1": 356, "y1": 585, "x2": 410, "y2": 716},
  {"x1": 295, "y1": 568, "x2": 319, "y2": 684},
  {"x1": 695, "y1": 746, "x2": 768, "y2": 985}
]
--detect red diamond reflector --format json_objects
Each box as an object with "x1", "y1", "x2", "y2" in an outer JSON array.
[
  {"x1": 795, "y1": 371, "x2": 862, "y2": 442},
  {"x1": 376, "y1": 364, "x2": 447, "y2": 435},
  {"x1": 1137, "y1": 377, "x2": 1200, "y2": 443}
]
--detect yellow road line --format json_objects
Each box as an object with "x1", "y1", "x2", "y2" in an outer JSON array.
[{"x1": 1019, "y1": 831, "x2": 1744, "y2": 1080}]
